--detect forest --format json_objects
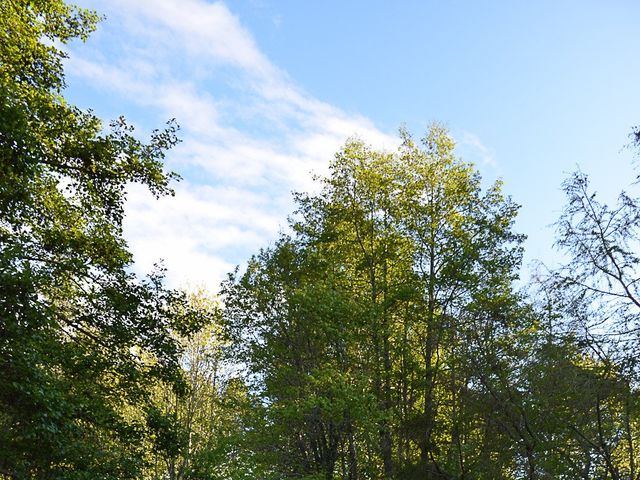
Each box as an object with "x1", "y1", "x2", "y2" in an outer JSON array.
[{"x1": 2, "y1": 1, "x2": 640, "y2": 479}]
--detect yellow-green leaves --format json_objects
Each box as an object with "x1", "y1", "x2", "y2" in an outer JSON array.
[{"x1": 224, "y1": 125, "x2": 527, "y2": 478}]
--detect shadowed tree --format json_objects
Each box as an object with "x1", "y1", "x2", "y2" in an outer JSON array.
[{"x1": 0, "y1": 1, "x2": 206, "y2": 477}]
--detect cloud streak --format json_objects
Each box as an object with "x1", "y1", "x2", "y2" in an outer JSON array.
[
  {"x1": 68, "y1": 0, "x2": 395, "y2": 290},
  {"x1": 459, "y1": 131, "x2": 497, "y2": 168}
]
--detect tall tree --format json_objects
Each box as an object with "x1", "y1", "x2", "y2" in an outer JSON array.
[
  {"x1": 553, "y1": 166, "x2": 640, "y2": 360},
  {"x1": 0, "y1": 1, "x2": 204, "y2": 477},
  {"x1": 145, "y1": 291, "x2": 256, "y2": 480},
  {"x1": 393, "y1": 126, "x2": 524, "y2": 477},
  {"x1": 223, "y1": 125, "x2": 527, "y2": 479},
  {"x1": 542, "y1": 129, "x2": 640, "y2": 479}
]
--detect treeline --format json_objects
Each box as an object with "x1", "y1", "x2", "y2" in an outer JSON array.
[
  {"x1": 217, "y1": 130, "x2": 640, "y2": 480},
  {"x1": 2, "y1": 1, "x2": 640, "y2": 480}
]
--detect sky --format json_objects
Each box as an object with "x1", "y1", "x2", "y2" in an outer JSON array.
[{"x1": 64, "y1": 0, "x2": 640, "y2": 291}]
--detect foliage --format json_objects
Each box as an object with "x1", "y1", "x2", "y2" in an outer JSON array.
[
  {"x1": 220, "y1": 126, "x2": 640, "y2": 480},
  {"x1": 541, "y1": 131, "x2": 640, "y2": 479},
  {"x1": 145, "y1": 291, "x2": 257, "y2": 480},
  {"x1": 4, "y1": 2, "x2": 640, "y2": 479},
  {"x1": 0, "y1": 1, "x2": 206, "y2": 477},
  {"x1": 223, "y1": 126, "x2": 535, "y2": 479}
]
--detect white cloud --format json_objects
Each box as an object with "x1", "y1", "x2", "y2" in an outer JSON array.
[
  {"x1": 123, "y1": 182, "x2": 278, "y2": 288},
  {"x1": 68, "y1": 0, "x2": 396, "y2": 291},
  {"x1": 121, "y1": 0, "x2": 274, "y2": 76}
]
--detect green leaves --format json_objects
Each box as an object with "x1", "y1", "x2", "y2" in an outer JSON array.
[
  {"x1": 223, "y1": 125, "x2": 528, "y2": 479},
  {"x1": 0, "y1": 1, "x2": 197, "y2": 478}
]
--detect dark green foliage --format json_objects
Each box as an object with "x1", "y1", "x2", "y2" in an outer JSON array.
[{"x1": 0, "y1": 1, "x2": 207, "y2": 477}]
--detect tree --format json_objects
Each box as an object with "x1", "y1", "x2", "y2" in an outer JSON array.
[
  {"x1": 223, "y1": 238, "x2": 376, "y2": 480},
  {"x1": 145, "y1": 291, "x2": 256, "y2": 480},
  {"x1": 552, "y1": 169, "x2": 640, "y2": 360},
  {"x1": 392, "y1": 126, "x2": 524, "y2": 477},
  {"x1": 543, "y1": 129, "x2": 640, "y2": 479},
  {"x1": 223, "y1": 125, "x2": 527, "y2": 479},
  {"x1": 0, "y1": 1, "x2": 204, "y2": 477}
]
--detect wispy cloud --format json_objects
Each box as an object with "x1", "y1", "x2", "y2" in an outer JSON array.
[
  {"x1": 459, "y1": 131, "x2": 497, "y2": 168},
  {"x1": 68, "y1": 0, "x2": 395, "y2": 290}
]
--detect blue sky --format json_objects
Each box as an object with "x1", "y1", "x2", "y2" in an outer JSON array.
[{"x1": 65, "y1": 0, "x2": 640, "y2": 290}]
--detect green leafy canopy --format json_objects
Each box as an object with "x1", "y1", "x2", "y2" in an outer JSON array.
[{"x1": 0, "y1": 1, "x2": 208, "y2": 478}]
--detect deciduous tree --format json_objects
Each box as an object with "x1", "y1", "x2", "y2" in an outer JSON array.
[{"x1": 0, "y1": 1, "x2": 205, "y2": 477}]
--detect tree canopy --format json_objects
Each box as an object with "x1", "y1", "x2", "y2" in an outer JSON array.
[
  {"x1": 0, "y1": 1, "x2": 208, "y2": 477},
  {"x1": 2, "y1": 1, "x2": 640, "y2": 479}
]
